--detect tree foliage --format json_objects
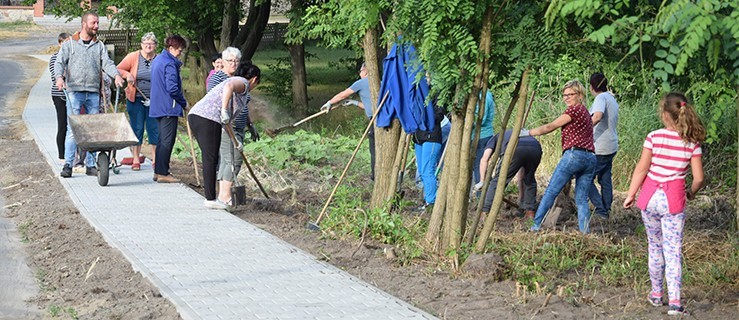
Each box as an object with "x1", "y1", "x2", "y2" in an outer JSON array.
[{"x1": 546, "y1": 0, "x2": 739, "y2": 88}]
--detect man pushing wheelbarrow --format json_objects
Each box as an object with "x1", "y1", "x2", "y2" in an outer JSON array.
[{"x1": 54, "y1": 11, "x2": 125, "y2": 178}]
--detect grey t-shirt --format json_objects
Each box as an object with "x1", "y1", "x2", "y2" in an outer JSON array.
[
  {"x1": 136, "y1": 53, "x2": 153, "y2": 98},
  {"x1": 589, "y1": 91, "x2": 619, "y2": 155},
  {"x1": 349, "y1": 77, "x2": 372, "y2": 118}
]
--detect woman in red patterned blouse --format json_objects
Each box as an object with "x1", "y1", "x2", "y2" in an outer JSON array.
[{"x1": 525, "y1": 79, "x2": 596, "y2": 233}]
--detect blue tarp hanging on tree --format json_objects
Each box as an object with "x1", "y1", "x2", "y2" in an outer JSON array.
[{"x1": 375, "y1": 42, "x2": 435, "y2": 134}]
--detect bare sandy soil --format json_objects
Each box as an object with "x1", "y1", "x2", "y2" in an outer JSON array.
[{"x1": 0, "y1": 52, "x2": 180, "y2": 319}]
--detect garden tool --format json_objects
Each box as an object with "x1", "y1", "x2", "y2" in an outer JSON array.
[
  {"x1": 224, "y1": 123, "x2": 270, "y2": 199},
  {"x1": 265, "y1": 109, "x2": 329, "y2": 137},
  {"x1": 184, "y1": 112, "x2": 202, "y2": 187},
  {"x1": 307, "y1": 91, "x2": 389, "y2": 231},
  {"x1": 230, "y1": 154, "x2": 247, "y2": 207},
  {"x1": 114, "y1": 86, "x2": 120, "y2": 113}
]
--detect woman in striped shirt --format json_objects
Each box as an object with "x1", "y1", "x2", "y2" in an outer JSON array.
[
  {"x1": 49, "y1": 32, "x2": 70, "y2": 161},
  {"x1": 623, "y1": 92, "x2": 705, "y2": 316}
]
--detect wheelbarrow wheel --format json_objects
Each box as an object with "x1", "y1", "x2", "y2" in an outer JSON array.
[{"x1": 97, "y1": 152, "x2": 110, "y2": 186}]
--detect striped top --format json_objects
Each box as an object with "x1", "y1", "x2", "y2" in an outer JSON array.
[
  {"x1": 206, "y1": 71, "x2": 229, "y2": 92},
  {"x1": 644, "y1": 128, "x2": 702, "y2": 183},
  {"x1": 49, "y1": 53, "x2": 65, "y2": 98}
]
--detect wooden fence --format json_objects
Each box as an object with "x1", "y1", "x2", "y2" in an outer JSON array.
[{"x1": 97, "y1": 29, "x2": 138, "y2": 57}]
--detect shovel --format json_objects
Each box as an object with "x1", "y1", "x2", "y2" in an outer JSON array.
[
  {"x1": 223, "y1": 123, "x2": 270, "y2": 199},
  {"x1": 265, "y1": 109, "x2": 329, "y2": 138}
]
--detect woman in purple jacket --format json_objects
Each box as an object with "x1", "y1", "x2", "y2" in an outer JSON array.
[{"x1": 149, "y1": 35, "x2": 188, "y2": 183}]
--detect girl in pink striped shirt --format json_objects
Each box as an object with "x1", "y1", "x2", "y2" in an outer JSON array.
[{"x1": 623, "y1": 92, "x2": 705, "y2": 316}]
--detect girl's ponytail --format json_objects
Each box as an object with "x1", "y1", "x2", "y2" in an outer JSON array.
[{"x1": 660, "y1": 92, "x2": 706, "y2": 144}]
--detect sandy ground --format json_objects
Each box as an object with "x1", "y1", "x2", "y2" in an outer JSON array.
[{"x1": 0, "y1": 32, "x2": 180, "y2": 319}]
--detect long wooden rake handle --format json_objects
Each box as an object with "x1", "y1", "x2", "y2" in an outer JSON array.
[
  {"x1": 224, "y1": 123, "x2": 270, "y2": 199},
  {"x1": 183, "y1": 117, "x2": 202, "y2": 186},
  {"x1": 293, "y1": 109, "x2": 329, "y2": 127},
  {"x1": 312, "y1": 91, "x2": 389, "y2": 226}
]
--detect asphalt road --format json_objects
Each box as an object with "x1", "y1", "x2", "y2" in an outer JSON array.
[{"x1": 0, "y1": 36, "x2": 50, "y2": 319}]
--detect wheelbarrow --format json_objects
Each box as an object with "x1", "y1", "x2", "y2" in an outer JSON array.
[{"x1": 68, "y1": 113, "x2": 139, "y2": 186}]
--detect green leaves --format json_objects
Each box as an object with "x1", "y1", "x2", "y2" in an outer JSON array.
[{"x1": 588, "y1": 24, "x2": 616, "y2": 44}]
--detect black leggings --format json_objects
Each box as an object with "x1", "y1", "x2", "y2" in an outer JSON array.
[
  {"x1": 52, "y1": 96, "x2": 67, "y2": 159},
  {"x1": 188, "y1": 114, "x2": 222, "y2": 201}
]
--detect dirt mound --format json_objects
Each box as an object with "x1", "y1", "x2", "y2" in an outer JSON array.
[{"x1": 460, "y1": 253, "x2": 505, "y2": 280}]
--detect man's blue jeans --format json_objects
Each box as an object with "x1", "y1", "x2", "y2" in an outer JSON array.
[
  {"x1": 588, "y1": 152, "x2": 616, "y2": 218},
  {"x1": 64, "y1": 91, "x2": 100, "y2": 168},
  {"x1": 532, "y1": 149, "x2": 596, "y2": 233},
  {"x1": 415, "y1": 142, "x2": 442, "y2": 204}
]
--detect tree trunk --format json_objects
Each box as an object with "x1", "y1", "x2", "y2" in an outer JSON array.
[
  {"x1": 288, "y1": 43, "x2": 309, "y2": 116},
  {"x1": 219, "y1": 0, "x2": 241, "y2": 51},
  {"x1": 476, "y1": 69, "x2": 530, "y2": 252},
  {"x1": 367, "y1": 27, "x2": 402, "y2": 210},
  {"x1": 437, "y1": 6, "x2": 493, "y2": 267},
  {"x1": 440, "y1": 109, "x2": 467, "y2": 253},
  {"x1": 287, "y1": 0, "x2": 309, "y2": 115},
  {"x1": 427, "y1": 75, "x2": 467, "y2": 250},
  {"x1": 183, "y1": 42, "x2": 207, "y2": 99},
  {"x1": 198, "y1": 29, "x2": 219, "y2": 66},
  {"x1": 736, "y1": 85, "x2": 738, "y2": 232},
  {"x1": 232, "y1": 0, "x2": 271, "y2": 61},
  {"x1": 232, "y1": 0, "x2": 259, "y2": 47},
  {"x1": 464, "y1": 76, "x2": 522, "y2": 245}
]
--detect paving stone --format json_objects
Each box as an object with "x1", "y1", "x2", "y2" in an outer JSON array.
[{"x1": 23, "y1": 55, "x2": 437, "y2": 320}]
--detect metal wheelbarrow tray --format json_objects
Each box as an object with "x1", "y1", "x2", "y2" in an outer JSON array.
[{"x1": 68, "y1": 113, "x2": 139, "y2": 186}]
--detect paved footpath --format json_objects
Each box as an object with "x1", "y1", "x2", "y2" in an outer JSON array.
[{"x1": 23, "y1": 55, "x2": 436, "y2": 320}]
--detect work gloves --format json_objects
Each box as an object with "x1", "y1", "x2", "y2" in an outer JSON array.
[
  {"x1": 220, "y1": 108, "x2": 231, "y2": 124},
  {"x1": 473, "y1": 181, "x2": 484, "y2": 192},
  {"x1": 342, "y1": 99, "x2": 359, "y2": 107},
  {"x1": 248, "y1": 124, "x2": 260, "y2": 142},
  {"x1": 320, "y1": 101, "x2": 332, "y2": 112}
]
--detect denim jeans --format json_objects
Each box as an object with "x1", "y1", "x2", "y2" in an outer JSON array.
[
  {"x1": 127, "y1": 97, "x2": 159, "y2": 145},
  {"x1": 588, "y1": 152, "x2": 616, "y2": 217},
  {"x1": 415, "y1": 142, "x2": 442, "y2": 204},
  {"x1": 64, "y1": 91, "x2": 100, "y2": 167},
  {"x1": 532, "y1": 149, "x2": 596, "y2": 233}
]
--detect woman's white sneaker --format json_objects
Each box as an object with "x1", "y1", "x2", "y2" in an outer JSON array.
[{"x1": 204, "y1": 200, "x2": 228, "y2": 210}]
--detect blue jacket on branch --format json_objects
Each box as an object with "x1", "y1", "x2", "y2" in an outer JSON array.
[{"x1": 376, "y1": 42, "x2": 435, "y2": 134}]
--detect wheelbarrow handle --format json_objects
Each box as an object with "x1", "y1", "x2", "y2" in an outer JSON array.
[{"x1": 114, "y1": 86, "x2": 120, "y2": 113}]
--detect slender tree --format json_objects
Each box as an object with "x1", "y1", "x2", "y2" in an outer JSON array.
[{"x1": 286, "y1": 0, "x2": 309, "y2": 114}]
